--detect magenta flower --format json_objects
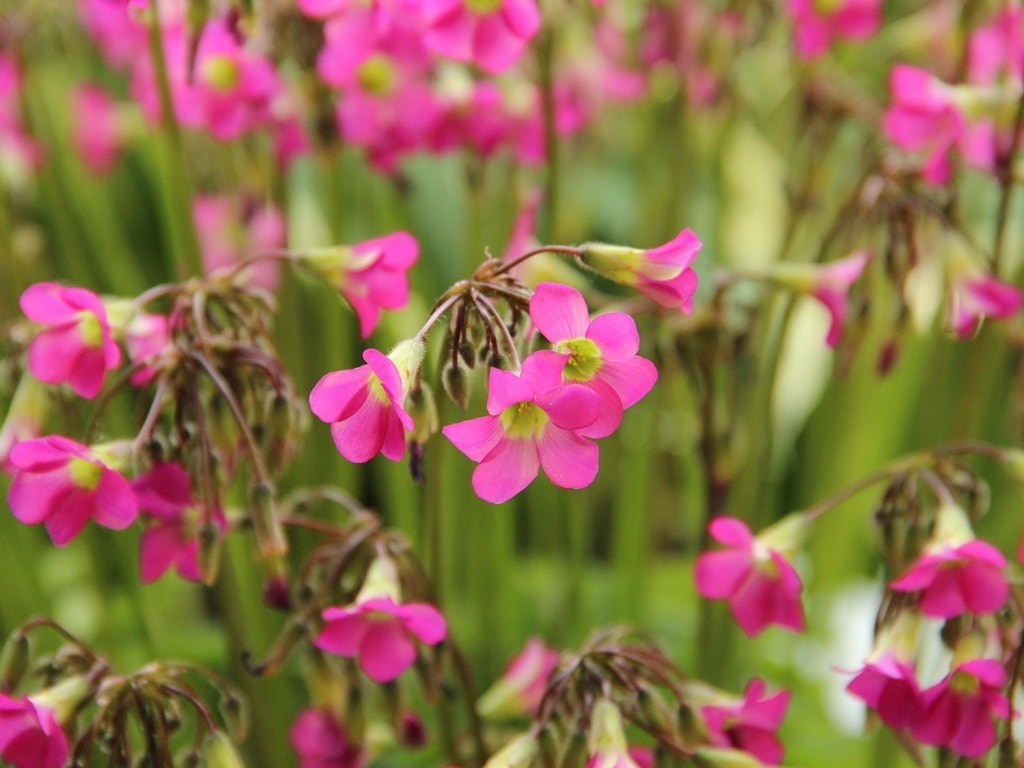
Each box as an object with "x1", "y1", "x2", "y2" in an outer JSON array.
[
  {"x1": 193, "y1": 194, "x2": 285, "y2": 290},
  {"x1": 912, "y1": 658, "x2": 1010, "y2": 759},
  {"x1": 315, "y1": 596, "x2": 447, "y2": 683},
  {"x1": 580, "y1": 229, "x2": 701, "y2": 312},
  {"x1": 423, "y1": 0, "x2": 541, "y2": 74},
  {"x1": 787, "y1": 0, "x2": 880, "y2": 60},
  {"x1": 528, "y1": 282, "x2": 657, "y2": 438},
  {"x1": 701, "y1": 679, "x2": 790, "y2": 766},
  {"x1": 478, "y1": 637, "x2": 559, "y2": 718},
  {"x1": 883, "y1": 65, "x2": 965, "y2": 184},
  {"x1": 6, "y1": 436, "x2": 137, "y2": 546},
  {"x1": 948, "y1": 270, "x2": 1023, "y2": 339},
  {"x1": 309, "y1": 342, "x2": 424, "y2": 463},
  {"x1": 890, "y1": 539, "x2": 1008, "y2": 618},
  {"x1": 72, "y1": 84, "x2": 122, "y2": 174},
  {"x1": 133, "y1": 462, "x2": 226, "y2": 584},
  {"x1": 810, "y1": 250, "x2": 871, "y2": 347},
  {"x1": 124, "y1": 311, "x2": 172, "y2": 387},
  {"x1": 300, "y1": 232, "x2": 419, "y2": 338},
  {"x1": 0, "y1": 694, "x2": 68, "y2": 768},
  {"x1": 442, "y1": 353, "x2": 602, "y2": 504},
  {"x1": 846, "y1": 652, "x2": 922, "y2": 731},
  {"x1": 20, "y1": 282, "x2": 122, "y2": 399},
  {"x1": 694, "y1": 516, "x2": 806, "y2": 636},
  {"x1": 290, "y1": 708, "x2": 365, "y2": 768}
]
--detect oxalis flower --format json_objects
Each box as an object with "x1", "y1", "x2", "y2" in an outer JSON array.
[
  {"x1": 423, "y1": 0, "x2": 541, "y2": 75},
  {"x1": 6, "y1": 436, "x2": 137, "y2": 546},
  {"x1": 700, "y1": 679, "x2": 791, "y2": 766},
  {"x1": 20, "y1": 282, "x2": 122, "y2": 399},
  {"x1": 477, "y1": 637, "x2": 559, "y2": 718},
  {"x1": 299, "y1": 232, "x2": 419, "y2": 338},
  {"x1": 314, "y1": 558, "x2": 446, "y2": 683},
  {"x1": 694, "y1": 514, "x2": 808, "y2": 636},
  {"x1": 310, "y1": 340, "x2": 424, "y2": 463},
  {"x1": 442, "y1": 353, "x2": 602, "y2": 504},
  {"x1": 0, "y1": 693, "x2": 68, "y2": 768},
  {"x1": 577, "y1": 229, "x2": 701, "y2": 312},
  {"x1": 845, "y1": 613, "x2": 924, "y2": 732},
  {"x1": 528, "y1": 282, "x2": 657, "y2": 437},
  {"x1": 290, "y1": 708, "x2": 365, "y2": 768}
]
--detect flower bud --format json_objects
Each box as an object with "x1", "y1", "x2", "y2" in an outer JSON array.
[
  {"x1": 407, "y1": 384, "x2": 438, "y2": 444},
  {"x1": 387, "y1": 339, "x2": 426, "y2": 392},
  {"x1": 355, "y1": 557, "x2": 402, "y2": 604},
  {"x1": 693, "y1": 746, "x2": 766, "y2": 768},
  {"x1": 483, "y1": 732, "x2": 539, "y2": 768},
  {"x1": 443, "y1": 363, "x2": 469, "y2": 410},
  {"x1": 201, "y1": 731, "x2": 245, "y2": 768},
  {"x1": 0, "y1": 632, "x2": 30, "y2": 692}
]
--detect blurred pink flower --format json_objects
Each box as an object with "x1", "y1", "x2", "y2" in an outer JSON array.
[
  {"x1": 6, "y1": 436, "x2": 137, "y2": 546},
  {"x1": 580, "y1": 230, "x2": 701, "y2": 312},
  {"x1": 788, "y1": 0, "x2": 880, "y2": 60},
  {"x1": 72, "y1": 84, "x2": 122, "y2": 174},
  {"x1": 290, "y1": 708, "x2": 365, "y2": 768},
  {"x1": 846, "y1": 652, "x2": 922, "y2": 730},
  {"x1": 701, "y1": 679, "x2": 790, "y2": 766},
  {"x1": 442, "y1": 353, "x2": 602, "y2": 503},
  {"x1": 20, "y1": 282, "x2": 121, "y2": 400},
  {"x1": 883, "y1": 65, "x2": 964, "y2": 184},
  {"x1": 193, "y1": 194, "x2": 285, "y2": 290},
  {"x1": 891, "y1": 539, "x2": 1008, "y2": 618},
  {"x1": 133, "y1": 462, "x2": 226, "y2": 583},
  {"x1": 124, "y1": 311, "x2": 172, "y2": 387},
  {"x1": 0, "y1": 694, "x2": 68, "y2": 768},
  {"x1": 529, "y1": 282, "x2": 658, "y2": 437},
  {"x1": 694, "y1": 516, "x2": 806, "y2": 636},
  {"x1": 948, "y1": 270, "x2": 1023, "y2": 338},
  {"x1": 423, "y1": 0, "x2": 541, "y2": 74},
  {"x1": 478, "y1": 637, "x2": 559, "y2": 717},
  {"x1": 913, "y1": 658, "x2": 1010, "y2": 759},
  {"x1": 810, "y1": 250, "x2": 871, "y2": 347},
  {"x1": 299, "y1": 232, "x2": 419, "y2": 337},
  {"x1": 315, "y1": 596, "x2": 447, "y2": 683}
]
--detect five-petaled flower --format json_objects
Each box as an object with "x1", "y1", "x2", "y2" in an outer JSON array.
[
  {"x1": 442, "y1": 353, "x2": 602, "y2": 503},
  {"x1": 20, "y1": 282, "x2": 122, "y2": 400},
  {"x1": 694, "y1": 515, "x2": 807, "y2": 636},
  {"x1": 700, "y1": 678, "x2": 791, "y2": 766},
  {"x1": 6, "y1": 436, "x2": 137, "y2": 546},
  {"x1": 477, "y1": 637, "x2": 560, "y2": 718},
  {"x1": 528, "y1": 282, "x2": 658, "y2": 437}
]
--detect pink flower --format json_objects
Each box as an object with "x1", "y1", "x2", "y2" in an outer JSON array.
[
  {"x1": 193, "y1": 194, "x2": 285, "y2": 290},
  {"x1": 300, "y1": 232, "x2": 419, "y2": 338},
  {"x1": 948, "y1": 271, "x2": 1023, "y2": 338},
  {"x1": 694, "y1": 516, "x2": 806, "y2": 636},
  {"x1": 701, "y1": 679, "x2": 790, "y2": 766},
  {"x1": 72, "y1": 84, "x2": 122, "y2": 174},
  {"x1": 810, "y1": 250, "x2": 871, "y2": 347},
  {"x1": 477, "y1": 637, "x2": 559, "y2": 717},
  {"x1": 912, "y1": 658, "x2": 1010, "y2": 759},
  {"x1": 423, "y1": 0, "x2": 541, "y2": 74},
  {"x1": 787, "y1": 0, "x2": 880, "y2": 60},
  {"x1": 883, "y1": 65, "x2": 964, "y2": 184},
  {"x1": 290, "y1": 708, "x2": 365, "y2": 768},
  {"x1": 890, "y1": 539, "x2": 1008, "y2": 618},
  {"x1": 315, "y1": 596, "x2": 447, "y2": 683},
  {"x1": 0, "y1": 694, "x2": 68, "y2": 768},
  {"x1": 7, "y1": 436, "x2": 137, "y2": 545},
  {"x1": 124, "y1": 311, "x2": 172, "y2": 387},
  {"x1": 442, "y1": 353, "x2": 602, "y2": 504},
  {"x1": 20, "y1": 282, "x2": 122, "y2": 399},
  {"x1": 309, "y1": 342, "x2": 424, "y2": 463},
  {"x1": 846, "y1": 652, "x2": 922, "y2": 731},
  {"x1": 579, "y1": 230, "x2": 701, "y2": 312},
  {"x1": 133, "y1": 462, "x2": 225, "y2": 583},
  {"x1": 529, "y1": 282, "x2": 657, "y2": 437}
]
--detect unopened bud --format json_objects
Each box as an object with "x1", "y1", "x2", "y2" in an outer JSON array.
[
  {"x1": 677, "y1": 703, "x2": 710, "y2": 745},
  {"x1": 218, "y1": 692, "x2": 248, "y2": 741},
  {"x1": 407, "y1": 384, "x2": 438, "y2": 443},
  {"x1": 537, "y1": 724, "x2": 559, "y2": 768},
  {"x1": 201, "y1": 731, "x2": 245, "y2": 768},
  {"x1": 559, "y1": 729, "x2": 588, "y2": 768},
  {"x1": 0, "y1": 632, "x2": 30, "y2": 692},
  {"x1": 636, "y1": 687, "x2": 672, "y2": 733},
  {"x1": 399, "y1": 711, "x2": 426, "y2": 748},
  {"x1": 443, "y1": 363, "x2": 469, "y2": 410},
  {"x1": 483, "y1": 733, "x2": 539, "y2": 768}
]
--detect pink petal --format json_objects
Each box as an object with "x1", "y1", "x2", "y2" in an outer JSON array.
[
  {"x1": 309, "y1": 366, "x2": 371, "y2": 423},
  {"x1": 594, "y1": 357, "x2": 658, "y2": 409},
  {"x1": 359, "y1": 618, "x2": 417, "y2": 682},
  {"x1": 471, "y1": 437, "x2": 539, "y2": 503},
  {"x1": 529, "y1": 282, "x2": 590, "y2": 343},
  {"x1": 708, "y1": 517, "x2": 754, "y2": 548},
  {"x1": 139, "y1": 525, "x2": 184, "y2": 583},
  {"x1": 486, "y1": 367, "x2": 539, "y2": 413},
  {"x1": 316, "y1": 611, "x2": 371, "y2": 657},
  {"x1": 536, "y1": 383, "x2": 600, "y2": 431},
  {"x1": 90, "y1": 468, "x2": 137, "y2": 529},
  {"x1": 27, "y1": 326, "x2": 83, "y2": 387},
  {"x1": 473, "y1": 13, "x2": 528, "y2": 74},
  {"x1": 443, "y1": 415, "x2": 505, "y2": 462},
  {"x1": 19, "y1": 283, "x2": 80, "y2": 324},
  {"x1": 397, "y1": 603, "x2": 447, "y2": 644},
  {"x1": 537, "y1": 426, "x2": 598, "y2": 489},
  {"x1": 501, "y1": 0, "x2": 540, "y2": 38},
  {"x1": 43, "y1": 491, "x2": 94, "y2": 546},
  {"x1": 585, "y1": 312, "x2": 640, "y2": 360},
  {"x1": 694, "y1": 550, "x2": 753, "y2": 599}
]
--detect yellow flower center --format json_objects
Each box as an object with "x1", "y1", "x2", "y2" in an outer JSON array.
[
  {"x1": 465, "y1": 0, "x2": 502, "y2": 13},
  {"x1": 357, "y1": 54, "x2": 397, "y2": 96},
  {"x1": 78, "y1": 311, "x2": 104, "y2": 349},
  {"x1": 200, "y1": 55, "x2": 240, "y2": 92},
  {"x1": 500, "y1": 401, "x2": 549, "y2": 439},
  {"x1": 68, "y1": 457, "x2": 103, "y2": 490},
  {"x1": 554, "y1": 338, "x2": 603, "y2": 382}
]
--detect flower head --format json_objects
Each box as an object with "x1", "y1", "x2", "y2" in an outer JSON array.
[
  {"x1": 20, "y1": 282, "x2": 122, "y2": 399},
  {"x1": 290, "y1": 708, "x2": 365, "y2": 768},
  {"x1": 477, "y1": 637, "x2": 559, "y2": 718},
  {"x1": 529, "y1": 282, "x2": 657, "y2": 437},
  {"x1": 0, "y1": 693, "x2": 68, "y2": 768},
  {"x1": 6, "y1": 436, "x2": 137, "y2": 546},
  {"x1": 890, "y1": 504, "x2": 1008, "y2": 618},
  {"x1": 442, "y1": 353, "x2": 602, "y2": 503},
  {"x1": 578, "y1": 229, "x2": 701, "y2": 312},
  {"x1": 133, "y1": 462, "x2": 226, "y2": 583},
  {"x1": 700, "y1": 679, "x2": 790, "y2": 766},
  {"x1": 300, "y1": 232, "x2": 419, "y2": 337},
  {"x1": 423, "y1": 0, "x2": 541, "y2": 74},
  {"x1": 694, "y1": 515, "x2": 807, "y2": 636},
  {"x1": 947, "y1": 270, "x2": 1023, "y2": 339},
  {"x1": 309, "y1": 341, "x2": 424, "y2": 463},
  {"x1": 787, "y1": 0, "x2": 880, "y2": 60}
]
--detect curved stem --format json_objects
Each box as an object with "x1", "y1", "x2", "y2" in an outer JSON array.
[{"x1": 493, "y1": 245, "x2": 584, "y2": 277}]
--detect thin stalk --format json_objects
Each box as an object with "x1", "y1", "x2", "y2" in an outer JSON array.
[{"x1": 992, "y1": 88, "x2": 1024, "y2": 279}]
